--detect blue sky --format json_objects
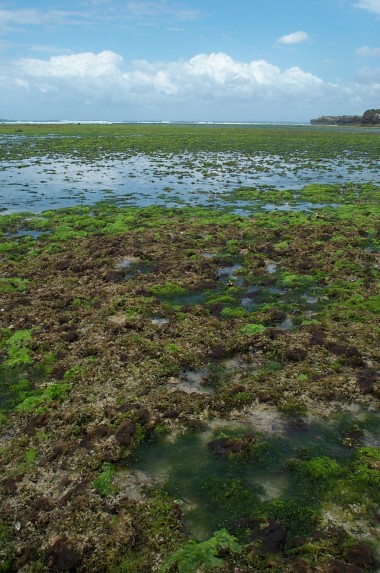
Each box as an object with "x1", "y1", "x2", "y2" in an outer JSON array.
[{"x1": 1, "y1": 0, "x2": 379, "y2": 121}]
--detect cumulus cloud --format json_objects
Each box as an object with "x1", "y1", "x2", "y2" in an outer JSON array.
[
  {"x1": 277, "y1": 31, "x2": 310, "y2": 45},
  {"x1": 14, "y1": 50, "x2": 324, "y2": 101},
  {"x1": 19, "y1": 51, "x2": 123, "y2": 78},
  {"x1": 3, "y1": 49, "x2": 378, "y2": 119},
  {"x1": 355, "y1": 45, "x2": 380, "y2": 57},
  {"x1": 354, "y1": 0, "x2": 380, "y2": 15},
  {"x1": 183, "y1": 53, "x2": 322, "y2": 99}
]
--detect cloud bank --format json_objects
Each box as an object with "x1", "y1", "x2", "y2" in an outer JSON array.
[
  {"x1": 15, "y1": 50, "x2": 323, "y2": 96},
  {"x1": 1, "y1": 50, "x2": 378, "y2": 120}
]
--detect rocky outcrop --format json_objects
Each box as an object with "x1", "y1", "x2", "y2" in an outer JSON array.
[
  {"x1": 361, "y1": 108, "x2": 380, "y2": 125},
  {"x1": 310, "y1": 108, "x2": 380, "y2": 126},
  {"x1": 310, "y1": 115, "x2": 361, "y2": 126}
]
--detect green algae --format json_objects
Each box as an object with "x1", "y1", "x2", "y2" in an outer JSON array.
[
  {"x1": 0, "y1": 277, "x2": 30, "y2": 293},
  {"x1": 130, "y1": 409, "x2": 380, "y2": 547},
  {"x1": 0, "y1": 142, "x2": 379, "y2": 572},
  {"x1": 238, "y1": 323, "x2": 266, "y2": 335},
  {"x1": 15, "y1": 382, "x2": 71, "y2": 413},
  {"x1": 2, "y1": 329, "x2": 33, "y2": 368},
  {"x1": 159, "y1": 528, "x2": 241, "y2": 573},
  {"x1": 92, "y1": 462, "x2": 116, "y2": 496},
  {"x1": 0, "y1": 124, "x2": 379, "y2": 167}
]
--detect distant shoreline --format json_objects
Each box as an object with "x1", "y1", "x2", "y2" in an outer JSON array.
[
  {"x1": 310, "y1": 108, "x2": 380, "y2": 126},
  {"x1": 0, "y1": 119, "x2": 309, "y2": 126}
]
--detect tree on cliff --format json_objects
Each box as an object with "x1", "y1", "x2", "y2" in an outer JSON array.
[{"x1": 361, "y1": 109, "x2": 380, "y2": 125}]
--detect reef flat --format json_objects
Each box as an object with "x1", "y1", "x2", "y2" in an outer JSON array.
[{"x1": 0, "y1": 124, "x2": 379, "y2": 572}]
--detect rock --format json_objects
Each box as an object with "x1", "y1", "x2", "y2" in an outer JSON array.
[
  {"x1": 23, "y1": 412, "x2": 51, "y2": 434},
  {"x1": 287, "y1": 418, "x2": 308, "y2": 432},
  {"x1": 265, "y1": 309, "x2": 287, "y2": 325},
  {"x1": 259, "y1": 520, "x2": 286, "y2": 553},
  {"x1": 116, "y1": 420, "x2": 136, "y2": 447},
  {"x1": 61, "y1": 329, "x2": 78, "y2": 343},
  {"x1": 344, "y1": 542, "x2": 376, "y2": 568},
  {"x1": 289, "y1": 558, "x2": 311, "y2": 572},
  {"x1": 162, "y1": 409, "x2": 180, "y2": 419},
  {"x1": 46, "y1": 536, "x2": 80, "y2": 571},
  {"x1": 207, "y1": 434, "x2": 255, "y2": 457},
  {"x1": 103, "y1": 270, "x2": 125, "y2": 282},
  {"x1": 284, "y1": 347, "x2": 307, "y2": 362},
  {"x1": 310, "y1": 115, "x2": 362, "y2": 126},
  {"x1": 209, "y1": 344, "x2": 227, "y2": 359},
  {"x1": 356, "y1": 369, "x2": 379, "y2": 394},
  {"x1": 310, "y1": 108, "x2": 380, "y2": 126},
  {"x1": 77, "y1": 437, "x2": 93, "y2": 450},
  {"x1": 325, "y1": 558, "x2": 364, "y2": 572},
  {"x1": 309, "y1": 329, "x2": 326, "y2": 346},
  {"x1": 1, "y1": 474, "x2": 23, "y2": 493},
  {"x1": 136, "y1": 409, "x2": 151, "y2": 426},
  {"x1": 361, "y1": 108, "x2": 380, "y2": 125},
  {"x1": 31, "y1": 497, "x2": 55, "y2": 513},
  {"x1": 325, "y1": 342, "x2": 363, "y2": 365},
  {"x1": 52, "y1": 364, "x2": 66, "y2": 380}
]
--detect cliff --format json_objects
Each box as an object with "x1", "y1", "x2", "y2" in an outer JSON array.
[{"x1": 310, "y1": 108, "x2": 380, "y2": 126}]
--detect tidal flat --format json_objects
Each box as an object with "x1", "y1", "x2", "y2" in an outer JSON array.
[{"x1": 0, "y1": 124, "x2": 379, "y2": 572}]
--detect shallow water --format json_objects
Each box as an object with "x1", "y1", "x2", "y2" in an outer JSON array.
[
  {"x1": 0, "y1": 148, "x2": 378, "y2": 213},
  {"x1": 5, "y1": 229, "x2": 49, "y2": 238},
  {"x1": 130, "y1": 406, "x2": 380, "y2": 540},
  {"x1": 151, "y1": 317, "x2": 170, "y2": 325},
  {"x1": 217, "y1": 263, "x2": 243, "y2": 284},
  {"x1": 168, "y1": 369, "x2": 213, "y2": 395}
]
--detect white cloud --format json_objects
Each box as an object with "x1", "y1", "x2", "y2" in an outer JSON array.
[
  {"x1": 356, "y1": 65, "x2": 380, "y2": 83},
  {"x1": 277, "y1": 31, "x2": 310, "y2": 45},
  {"x1": 2, "y1": 50, "x2": 379, "y2": 120},
  {"x1": 125, "y1": 1, "x2": 202, "y2": 20},
  {"x1": 0, "y1": 9, "x2": 41, "y2": 25},
  {"x1": 0, "y1": 8, "x2": 81, "y2": 27},
  {"x1": 354, "y1": 0, "x2": 380, "y2": 14},
  {"x1": 184, "y1": 53, "x2": 322, "y2": 93},
  {"x1": 11, "y1": 50, "x2": 325, "y2": 106},
  {"x1": 14, "y1": 78, "x2": 29, "y2": 89},
  {"x1": 19, "y1": 51, "x2": 123, "y2": 78},
  {"x1": 30, "y1": 45, "x2": 71, "y2": 54},
  {"x1": 0, "y1": 3, "x2": 202, "y2": 35},
  {"x1": 355, "y1": 45, "x2": 380, "y2": 57}
]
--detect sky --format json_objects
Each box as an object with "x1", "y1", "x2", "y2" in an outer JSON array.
[{"x1": 0, "y1": 0, "x2": 379, "y2": 122}]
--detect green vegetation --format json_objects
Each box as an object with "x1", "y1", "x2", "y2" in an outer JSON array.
[
  {"x1": 351, "y1": 447, "x2": 380, "y2": 500},
  {"x1": 0, "y1": 125, "x2": 379, "y2": 572},
  {"x1": 150, "y1": 282, "x2": 189, "y2": 297},
  {"x1": 278, "y1": 399, "x2": 308, "y2": 418},
  {"x1": 3, "y1": 329, "x2": 33, "y2": 367},
  {"x1": 0, "y1": 277, "x2": 30, "y2": 293},
  {"x1": 15, "y1": 382, "x2": 71, "y2": 412},
  {"x1": 92, "y1": 462, "x2": 116, "y2": 496},
  {"x1": 238, "y1": 323, "x2": 266, "y2": 335},
  {"x1": 0, "y1": 124, "x2": 378, "y2": 167},
  {"x1": 159, "y1": 529, "x2": 241, "y2": 573}
]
